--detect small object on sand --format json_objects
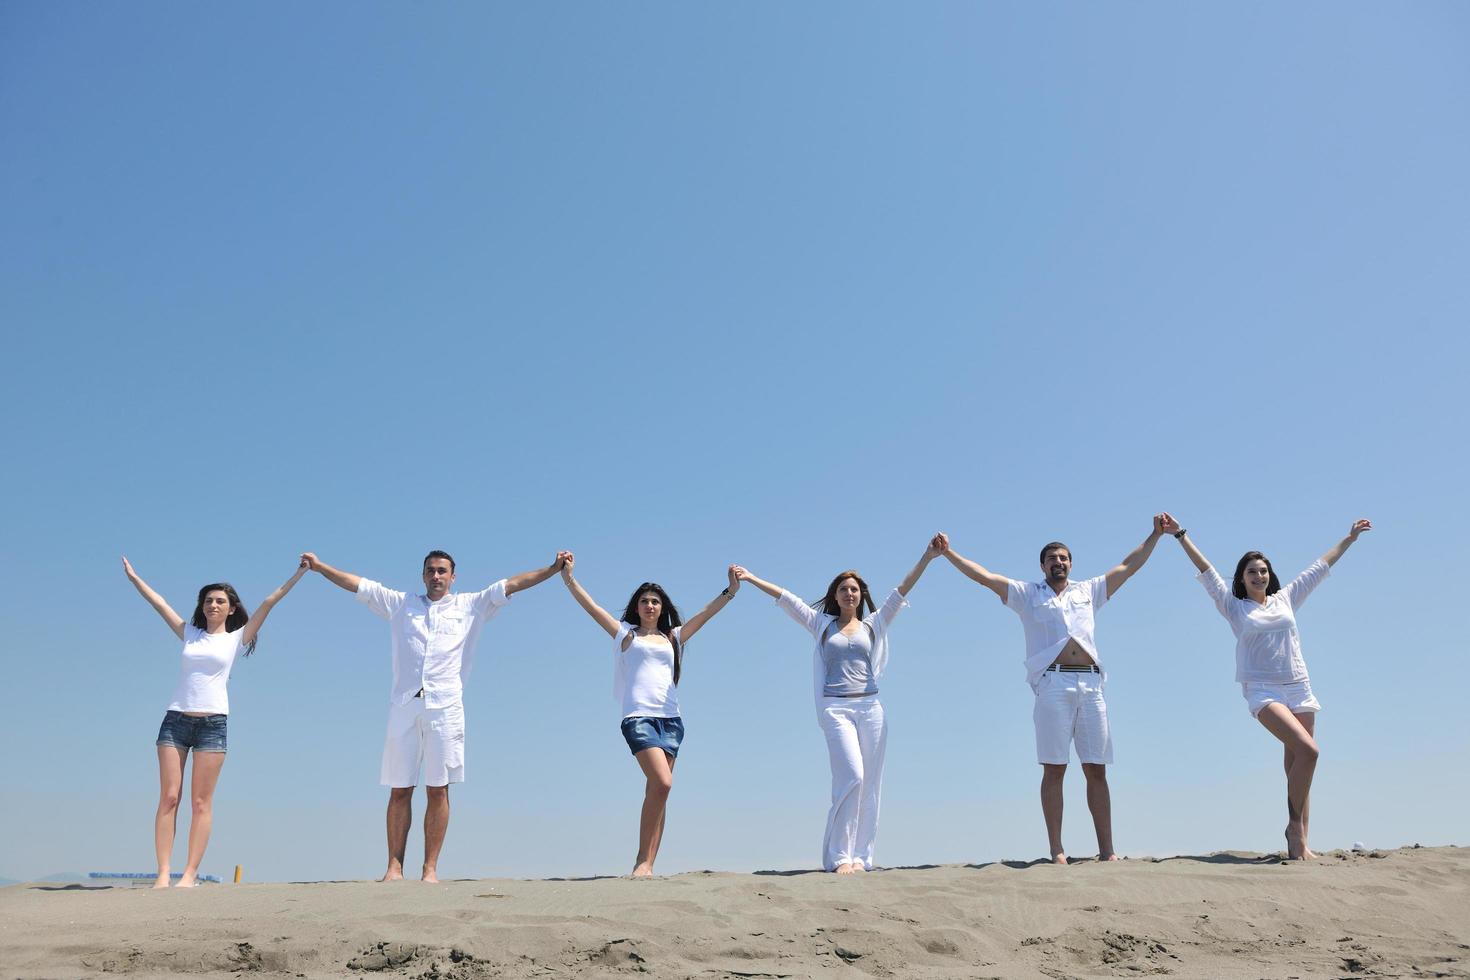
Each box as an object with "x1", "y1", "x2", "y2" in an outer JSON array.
[{"x1": 1352, "y1": 842, "x2": 1367, "y2": 852}]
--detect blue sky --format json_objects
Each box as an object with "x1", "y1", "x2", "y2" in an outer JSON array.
[{"x1": 1, "y1": 2, "x2": 1466, "y2": 882}]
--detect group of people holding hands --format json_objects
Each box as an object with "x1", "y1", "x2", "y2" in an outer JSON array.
[{"x1": 124, "y1": 513, "x2": 1371, "y2": 887}]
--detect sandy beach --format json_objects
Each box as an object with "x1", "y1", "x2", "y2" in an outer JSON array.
[{"x1": 2, "y1": 846, "x2": 1466, "y2": 979}]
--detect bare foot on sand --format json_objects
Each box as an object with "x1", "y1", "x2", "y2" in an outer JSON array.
[
  {"x1": 175, "y1": 874, "x2": 198, "y2": 888},
  {"x1": 379, "y1": 868, "x2": 405, "y2": 882},
  {"x1": 1285, "y1": 827, "x2": 1315, "y2": 861},
  {"x1": 630, "y1": 863, "x2": 655, "y2": 878},
  {"x1": 152, "y1": 874, "x2": 171, "y2": 889},
  {"x1": 422, "y1": 868, "x2": 440, "y2": 884},
  {"x1": 1051, "y1": 852, "x2": 1069, "y2": 866},
  {"x1": 1099, "y1": 853, "x2": 1121, "y2": 862},
  {"x1": 835, "y1": 863, "x2": 858, "y2": 874}
]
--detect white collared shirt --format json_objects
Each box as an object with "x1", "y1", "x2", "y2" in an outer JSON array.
[
  {"x1": 776, "y1": 587, "x2": 908, "y2": 707},
  {"x1": 355, "y1": 578, "x2": 511, "y2": 708},
  {"x1": 1197, "y1": 559, "x2": 1329, "y2": 683},
  {"x1": 1006, "y1": 576, "x2": 1110, "y2": 689}
]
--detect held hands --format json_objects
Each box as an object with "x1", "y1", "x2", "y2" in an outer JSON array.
[
  {"x1": 1348, "y1": 519, "x2": 1373, "y2": 539},
  {"x1": 1157, "y1": 513, "x2": 1182, "y2": 537},
  {"x1": 559, "y1": 551, "x2": 576, "y2": 581},
  {"x1": 726, "y1": 564, "x2": 741, "y2": 595},
  {"x1": 1151, "y1": 513, "x2": 1171, "y2": 536},
  {"x1": 927, "y1": 532, "x2": 949, "y2": 559},
  {"x1": 554, "y1": 550, "x2": 573, "y2": 571},
  {"x1": 299, "y1": 552, "x2": 323, "y2": 572}
]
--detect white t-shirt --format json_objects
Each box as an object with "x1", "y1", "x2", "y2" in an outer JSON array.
[
  {"x1": 1197, "y1": 559, "x2": 1330, "y2": 684},
  {"x1": 355, "y1": 579, "x2": 511, "y2": 709},
  {"x1": 167, "y1": 626, "x2": 245, "y2": 714},
  {"x1": 1005, "y1": 576, "x2": 1110, "y2": 689},
  {"x1": 613, "y1": 623, "x2": 684, "y2": 719}
]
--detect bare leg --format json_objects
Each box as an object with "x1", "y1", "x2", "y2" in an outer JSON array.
[
  {"x1": 1081, "y1": 763, "x2": 1118, "y2": 860},
  {"x1": 176, "y1": 751, "x2": 226, "y2": 887},
  {"x1": 1257, "y1": 704, "x2": 1319, "y2": 860},
  {"x1": 422, "y1": 785, "x2": 449, "y2": 883},
  {"x1": 1281, "y1": 711, "x2": 1318, "y2": 858},
  {"x1": 154, "y1": 746, "x2": 187, "y2": 888},
  {"x1": 631, "y1": 749, "x2": 675, "y2": 877},
  {"x1": 1040, "y1": 763, "x2": 1068, "y2": 864},
  {"x1": 382, "y1": 787, "x2": 414, "y2": 881}
]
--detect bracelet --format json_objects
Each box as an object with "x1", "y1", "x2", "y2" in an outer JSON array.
[
  {"x1": 1173, "y1": 528, "x2": 1188, "y2": 540},
  {"x1": 720, "y1": 587, "x2": 733, "y2": 598}
]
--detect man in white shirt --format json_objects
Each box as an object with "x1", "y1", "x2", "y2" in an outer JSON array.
[
  {"x1": 302, "y1": 548, "x2": 567, "y2": 883},
  {"x1": 936, "y1": 518, "x2": 1166, "y2": 864}
]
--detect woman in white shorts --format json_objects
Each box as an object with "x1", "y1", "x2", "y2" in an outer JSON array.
[
  {"x1": 122, "y1": 555, "x2": 308, "y2": 887},
  {"x1": 734, "y1": 535, "x2": 943, "y2": 874},
  {"x1": 1159, "y1": 516, "x2": 1371, "y2": 860},
  {"x1": 559, "y1": 554, "x2": 741, "y2": 877}
]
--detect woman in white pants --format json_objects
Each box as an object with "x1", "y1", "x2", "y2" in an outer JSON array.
[
  {"x1": 1159, "y1": 515, "x2": 1371, "y2": 860},
  {"x1": 735, "y1": 536, "x2": 941, "y2": 874}
]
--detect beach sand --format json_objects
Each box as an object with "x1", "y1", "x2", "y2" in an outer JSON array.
[{"x1": 2, "y1": 846, "x2": 1466, "y2": 978}]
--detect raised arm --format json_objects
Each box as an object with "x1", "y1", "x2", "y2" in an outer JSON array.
[
  {"x1": 938, "y1": 533, "x2": 1010, "y2": 603},
  {"x1": 1103, "y1": 515, "x2": 1167, "y2": 598},
  {"x1": 678, "y1": 565, "x2": 740, "y2": 643},
  {"x1": 505, "y1": 552, "x2": 569, "y2": 596},
  {"x1": 559, "y1": 553, "x2": 622, "y2": 637},
  {"x1": 241, "y1": 558, "x2": 310, "y2": 648},
  {"x1": 300, "y1": 552, "x2": 362, "y2": 594},
  {"x1": 1321, "y1": 519, "x2": 1372, "y2": 568},
  {"x1": 895, "y1": 534, "x2": 944, "y2": 596},
  {"x1": 731, "y1": 566, "x2": 784, "y2": 600},
  {"x1": 121, "y1": 556, "x2": 186, "y2": 640},
  {"x1": 1159, "y1": 513, "x2": 1212, "y2": 573}
]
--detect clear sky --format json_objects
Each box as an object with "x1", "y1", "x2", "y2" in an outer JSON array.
[{"x1": 1, "y1": 2, "x2": 1466, "y2": 883}]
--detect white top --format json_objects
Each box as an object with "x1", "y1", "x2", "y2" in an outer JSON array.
[
  {"x1": 776, "y1": 587, "x2": 908, "y2": 707},
  {"x1": 1005, "y1": 576, "x2": 1110, "y2": 689},
  {"x1": 167, "y1": 626, "x2": 245, "y2": 714},
  {"x1": 1197, "y1": 558, "x2": 1330, "y2": 684},
  {"x1": 612, "y1": 623, "x2": 685, "y2": 719},
  {"x1": 355, "y1": 578, "x2": 511, "y2": 709}
]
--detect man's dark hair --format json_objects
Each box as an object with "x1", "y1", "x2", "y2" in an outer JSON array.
[
  {"x1": 1039, "y1": 542, "x2": 1071, "y2": 564},
  {"x1": 423, "y1": 550, "x2": 456, "y2": 572}
]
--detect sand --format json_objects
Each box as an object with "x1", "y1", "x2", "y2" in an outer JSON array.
[{"x1": 2, "y1": 846, "x2": 1467, "y2": 979}]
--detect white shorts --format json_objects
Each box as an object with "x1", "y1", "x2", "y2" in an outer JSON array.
[
  {"x1": 1242, "y1": 678, "x2": 1320, "y2": 719},
  {"x1": 381, "y1": 699, "x2": 465, "y2": 788},
  {"x1": 1033, "y1": 669, "x2": 1113, "y2": 766}
]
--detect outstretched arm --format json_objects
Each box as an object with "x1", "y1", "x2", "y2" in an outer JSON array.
[
  {"x1": 895, "y1": 534, "x2": 944, "y2": 596},
  {"x1": 1321, "y1": 519, "x2": 1372, "y2": 568},
  {"x1": 1103, "y1": 515, "x2": 1167, "y2": 598},
  {"x1": 300, "y1": 552, "x2": 362, "y2": 594},
  {"x1": 678, "y1": 565, "x2": 740, "y2": 643},
  {"x1": 505, "y1": 552, "x2": 569, "y2": 595},
  {"x1": 241, "y1": 559, "x2": 310, "y2": 647},
  {"x1": 731, "y1": 566, "x2": 784, "y2": 600},
  {"x1": 559, "y1": 553, "x2": 622, "y2": 637},
  {"x1": 121, "y1": 556, "x2": 186, "y2": 640},
  {"x1": 1159, "y1": 513, "x2": 1211, "y2": 572},
  {"x1": 938, "y1": 533, "x2": 1010, "y2": 603}
]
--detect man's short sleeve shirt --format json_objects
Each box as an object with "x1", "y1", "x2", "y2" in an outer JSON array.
[{"x1": 1005, "y1": 576, "x2": 1109, "y2": 689}]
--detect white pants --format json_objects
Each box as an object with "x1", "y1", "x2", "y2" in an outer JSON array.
[
  {"x1": 1032, "y1": 669, "x2": 1113, "y2": 765},
  {"x1": 381, "y1": 699, "x2": 465, "y2": 787},
  {"x1": 818, "y1": 696, "x2": 887, "y2": 871}
]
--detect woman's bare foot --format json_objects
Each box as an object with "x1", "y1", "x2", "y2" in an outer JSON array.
[
  {"x1": 378, "y1": 868, "x2": 405, "y2": 882},
  {"x1": 175, "y1": 873, "x2": 198, "y2": 888},
  {"x1": 1099, "y1": 853, "x2": 1121, "y2": 862},
  {"x1": 152, "y1": 873, "x2": 171, "y2": 889},
  {"x1": 1051, "y1": 852, "x2": 1068, "y2": 865},
  {"x1": 835, "y1": 862, "x2": 858, "y2": 874},
  {"x1": 630, "y1": 862, "x2": 655, "y2": 878},
  {"x1": 1285, "y1": 826, "x2": 1314, "y2": 861},
  {"x1": 421, "y1": 868, "x2": 440, "y2": 884}
]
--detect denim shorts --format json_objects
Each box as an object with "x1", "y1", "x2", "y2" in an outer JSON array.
[
  {"x1": 156, "y1": 711, "x2": 228, "y2": 753},
  {"x1": 620, "y1": 716, "x2": 683, "y2": 758}
]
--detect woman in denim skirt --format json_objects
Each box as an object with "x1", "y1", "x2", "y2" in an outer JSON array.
[
  {"x1": 559, "y1": 554, "x2": 741, "y2": 877},
  {"x1": 123, "y1": 556, "x2": 307, "y2": 887}
]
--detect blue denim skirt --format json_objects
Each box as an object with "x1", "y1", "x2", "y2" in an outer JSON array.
[
  {"x1": 156, "y1": 711, "x2": 228, "y2": 752},
  {"x1": 620, "y1": 716, "x2": 683, "y2": 758}
]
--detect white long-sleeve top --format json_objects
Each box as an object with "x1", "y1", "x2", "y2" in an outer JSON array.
[
  {"x1": 776, "y1": 587, "x2": 908, "y2": 708},
  {"x1": 1197, "y1": 559, "x2": 1330, "y2": 684}
]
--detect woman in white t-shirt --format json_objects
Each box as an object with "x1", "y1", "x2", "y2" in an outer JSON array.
[
  {"x1": 733, "y1": 535, "x2": 943, "y2": 874},
  {"x1": 1159, "y1": 516, "x2": 1371, "y2": 860},
  {"x1": 559, "y1": 554, "x2": 740, "y2": 877},
  {"x1": 122, "y1": 556, "x2": 308, "y2": 887}
]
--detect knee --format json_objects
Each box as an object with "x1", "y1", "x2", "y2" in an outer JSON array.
[
  {"x1": 389, "y1": 787, "x2": 415, "y2": 804},
  {"x1": 425, "y1": 786, "x2": 449, "y2": 803},
  {"x1": 1296, "y1": 738, "x2": 1320, "y2": 764},
  {"x1": 190, "y1": 795, "x2": 212, "y2": 817},
  {"x1": 646, "y1": 773, "x2": 673, "y2": 799},
  {"x1": 1040, "y1": 765, "x2": 1066, "y2": 788},
  {"x1": 1081, "y1": 764, "x2": 1108, "y2": 785},
  {"x1": 159, "y1": 790, "x2": 181, "y2": 813}
]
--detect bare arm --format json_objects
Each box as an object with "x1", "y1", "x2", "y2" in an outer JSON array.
[
  {"x1": 1158, "y1": 513, "x2": 1212, "y2": 573},
  {"x1": 895, "y1": 535, "x2": 944, "y2": 596},
  {"x1": 1322, "y1": 519, "x2": 1372, "y2": 567},
  {"x1": 678, "y1": 565, "x2": 740, "y2": 643},
  {"x1": 937, "y1": 533, "x2": 1010, "y2": 603},
  {"x1": 300, "y1": 552, "x2": 362, "y2": 594},
  {"x1": 559, "y1": 553, "x2": 622, "y2": 637},
  {"x1": 241, "y1": 559, "x2": 310, "y2": 648},
  {"x1": 1104, "y1": 515, "x2": 1168, "y2": 598},
  {"x1": 731, "y1": 566, "x2": 784, "y2": 600},
  {"x1": 505, "y1": 552, "x2": 569, "y2": 595},
  {"x1": 121, "y1": 556, "x2": 186, "y2": 640}
]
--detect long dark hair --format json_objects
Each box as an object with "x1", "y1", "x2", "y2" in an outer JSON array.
[
  {"x1": 620, "y1": 583, "x2": 684, "y2": 685},
  {"x1": 1231, "y1": 552, "x2": 1282, "y2": 600},
  {"x1": 191, "y1": 582, "x2": 257, "y2": 656},
  {"x1": 818, "y1": 570, "x2": 877, "y2": 617}
]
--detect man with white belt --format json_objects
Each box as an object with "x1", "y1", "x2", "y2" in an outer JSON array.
[
  {"x1": 302, "y1": 548, "x2": 567, "y2": 882},
  {"x1": 937, "y1": 517, "x2": 1166, "y2": 864}
]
